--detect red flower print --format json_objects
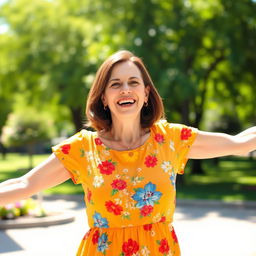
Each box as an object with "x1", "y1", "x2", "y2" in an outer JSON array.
[
  {"x1": 140, "y1": 205, "x2": 153, "y2": 216},
  {"x1": 87, "y1": 188, "x2": 92, "y2": 203},
  {"x1": 122, "y1": 238, "x2": 139, "y2": 256},
  {"x1": 144, "y1": 155, "x2": 158, "y2": 167},
  {"x1": 159, "y1": 238, "x2": 170, "y2": 254},
  {"x1": 154, "y1": 133, "x2": 164, "y2": 143},
  {"x1": 60, "y1": 144, "x2": 71, "y2": 154},
  {"x1": 111, "y1": 179, "x2": 127, "y2": 190},
  {"x1": 180, "y1": 127, "x2": 192, "y2": 140},
  {"x1": 171, "y1": 229, "x2": 178, "y2": 243},
  {"x1": 98, "y1": 160, "x2": 115, "y2": 175},
  {"x1": 143, "y1": 223, "x2": 153, "y2": 231},
  {"x1": 105, "y1": 200, "x2": 123, "y2": 215},
  {"x1": 160, "y1": 216, "x2": 166, "y2": 222},
  {"x1": 92, "y1": 230, "x2": 100, "y2": 244},
  {"x1": 95, "y1": 137, "x2": 103, "y2": 145}
]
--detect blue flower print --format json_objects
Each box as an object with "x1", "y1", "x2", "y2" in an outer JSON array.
[
  {"x1": 97, "y1": 232, "x2": 110, "y2": 253},
  {"x1": 132, "y1": 182, "x2": 162, "y2": 208},
  {"x1": 93, "y1": 212, "x2": 109, "y2": 228},
  {"x1": 170, "y1": 172, "x2": 176, "y2": 187}
]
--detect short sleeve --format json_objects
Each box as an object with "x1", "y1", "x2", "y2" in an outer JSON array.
[
  {"x1": 52, "y1": 131, "x2": 86, "y2": 184},
  {"x1": 156, "y1": 120, "x2": 197, "y2": 175}
]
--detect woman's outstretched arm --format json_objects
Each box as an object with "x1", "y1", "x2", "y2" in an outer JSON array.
[
  {"x1": 188, "y1": 127, "x2": 256, "y2": 159},
  {"x1": 0, "y1": 153, "x2": 71, "y2": 206}
]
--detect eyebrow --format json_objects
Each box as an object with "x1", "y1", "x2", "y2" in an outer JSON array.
[{"x1": 109, "y1": 76, "x2": 140, "y2": 82}]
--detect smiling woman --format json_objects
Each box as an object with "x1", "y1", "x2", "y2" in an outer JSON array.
[
  {"x1": 0, "y1": 50, "x2": 256, "y2": 256},
  {"x1": 85, "y1": 51, "x2": 164, "y2": 133},
  {"x1": 102, "y1": 61, "x2": 148, "y2": 113},
  {"x1": 99, "y1": 61, "x2": 152, "y2": 150}
]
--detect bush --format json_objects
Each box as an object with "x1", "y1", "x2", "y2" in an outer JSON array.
[
  {"x1": 1, "y1": 108, "x2": 56, "y2": 147},
  {"x1": 1, "y1": 108, "x2": 57, "y2": 168}
]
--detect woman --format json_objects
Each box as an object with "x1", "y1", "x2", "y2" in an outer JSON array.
[{"x1": 0, "y1": 50, "x2": 255, "y2": 255}]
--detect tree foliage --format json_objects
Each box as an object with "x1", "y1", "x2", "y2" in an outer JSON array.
[{"x1": 1, "y1": 0, "x2": 256, "y2": 173}]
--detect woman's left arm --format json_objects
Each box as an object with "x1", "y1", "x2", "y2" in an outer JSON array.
[{"x1": 188, "y1": 127, "x2": 256, "y2": 159}]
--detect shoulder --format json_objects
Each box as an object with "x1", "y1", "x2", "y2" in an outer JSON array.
[
  {"x1": 63, "y1": 129, "x2": 90, "y2": 143},
  {"x1": 152, "y1": 120, "x2": 198, "y2": 140},
  {"x1": 54, "y1": 129, "x2": 96, "y2": 148},
  {"x1": 80, "y1": 128, "x2": 95, "y2": 140},
  {"x1": 152, "y1": 119, "x2": 190, "y2": 132}
]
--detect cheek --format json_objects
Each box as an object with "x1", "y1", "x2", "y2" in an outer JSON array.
[
  {"x1": 139, "y1": 88, "x2": 148, "y2": 98},
  {"x1": 103, "y1": 90, "x2": 114, "y2": 104}
]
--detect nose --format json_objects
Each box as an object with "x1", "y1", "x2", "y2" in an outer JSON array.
[{"x1": 120, "y1": 82, "x2": 131, "y2": 94}]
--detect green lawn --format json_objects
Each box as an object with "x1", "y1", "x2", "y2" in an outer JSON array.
[
  {"x1": 177, "y1": 157, "x2": 256, "y2": 201},
  {"x1": 0, "y1": 153, "x2": 83, "y2": 195},
  {"x1": 0, "y1": 153, "x2": 256, "y2": 201}
]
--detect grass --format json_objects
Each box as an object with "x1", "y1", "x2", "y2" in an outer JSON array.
[
  {"x1": 0, "y1": 153, "x2": 256, "y2": 201},
  {"x1": 177, "y1": 157, "x2": 256, "y2": 202},
  {"x1": 0, "y1": 153, "x2": 83, "y2": 195}
]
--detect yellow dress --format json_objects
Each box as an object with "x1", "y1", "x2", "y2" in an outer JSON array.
[{"x1": 52, "y1": 120, "x2": 197, "y2": 256}]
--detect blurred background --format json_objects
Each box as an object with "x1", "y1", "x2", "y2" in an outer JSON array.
[{"x1": 0, "y1": 0, "x2": 256, "y2": 199}]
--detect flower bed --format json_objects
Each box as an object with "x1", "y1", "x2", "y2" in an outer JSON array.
[{"x1": 0, "y1": 198, "x2": 46, "y2": 220}]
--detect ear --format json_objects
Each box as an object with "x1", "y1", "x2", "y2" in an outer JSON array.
[
  {"x1": 144, "y1": 85, "x2": 150, "y2": 100},
  {"x1": 101, "y1": 95, "x2": 107, "y2": 106}
]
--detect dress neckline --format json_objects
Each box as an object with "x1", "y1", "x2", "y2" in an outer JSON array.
[{"x1": 93, "y1": 126, "x2": 153, "y2": 153}]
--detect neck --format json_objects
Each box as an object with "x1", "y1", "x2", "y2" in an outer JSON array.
[{"x1": 110, "y1": 115, "x2": 142, "y2": 147}]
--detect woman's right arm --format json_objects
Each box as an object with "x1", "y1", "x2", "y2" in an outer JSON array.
[{"x1": 0, "y1": 153, "x2": 72, "y2": 206}]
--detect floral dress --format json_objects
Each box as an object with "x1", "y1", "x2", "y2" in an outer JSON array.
[{"x1": 52, "y1": 120, "x2": 197, "y2": 256}]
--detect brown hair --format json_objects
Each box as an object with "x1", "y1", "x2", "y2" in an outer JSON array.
[{"x1": 85, "y1": 50, "x2": 165, "y2": 131}]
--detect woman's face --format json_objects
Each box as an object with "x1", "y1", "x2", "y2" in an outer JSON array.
[{"x1": 102, "y1": 61, "x2": 150, "y2": 119}]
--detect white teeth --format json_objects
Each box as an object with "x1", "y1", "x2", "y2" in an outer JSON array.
[{"x1": 117, "y1": 99, "x2": 135, "y2": 105}]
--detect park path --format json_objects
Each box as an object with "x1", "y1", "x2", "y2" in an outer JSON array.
[{"x1": 0, "y1": 196, "x2": 256, "y2": 256}]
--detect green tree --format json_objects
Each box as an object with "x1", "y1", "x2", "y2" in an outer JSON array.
[
  {"x1": 0, "y1": 0, "x2": 97, "y2": 131},
  {"x1": 0, "y1": 32, "x2": 18, "y2": 158},
  {"x1": 96, "y1": 0, "x2": 256, "y2": 173},
  {"x1": 1, "y1": 0, "x2": 256, "y2": 175}
]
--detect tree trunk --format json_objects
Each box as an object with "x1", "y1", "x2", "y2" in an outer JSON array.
[
  {"x1": 191, "y1": 53, "x2": 225, "y2": 175},
  {"x1": 191, "y1": 109, "x2": 205, "y2": 174},
  {"x1": 71, "y1": 106, "x2": 83, "y2": 132},
  {"x1": 27, "y1": 143, "x2": 34, "y2": 170},
  {"x1": 191, "y1": 159, "x2": 204, "y2": 175},
  {"x1": 0, "y1": 142, "x2": 7, "y2": 160},
  {"x1": 181, "y1": 99, "x2": 190, "y2": 125},
  {"x1": 176, "y1": 173, "x2": 185, "y2": 186}
]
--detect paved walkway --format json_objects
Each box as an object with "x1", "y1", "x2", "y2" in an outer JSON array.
[{"x1": 0, "y1": 196, "x2": 256, "y2": 256}]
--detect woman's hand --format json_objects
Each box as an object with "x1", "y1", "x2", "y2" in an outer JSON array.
[
  {"x1": 188, "y1": 127, "x2": 256, "y2": 159},
  {"x1": 0, "y1": 153, "x2": 71, "y2": 206}
]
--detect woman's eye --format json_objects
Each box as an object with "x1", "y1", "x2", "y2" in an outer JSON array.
[
  {"x1": 130, "y1": 81, "x2": 139, "y2": 86},
  {"x1": 111, "y1": 83, "x2": 120, "y2": 87}
]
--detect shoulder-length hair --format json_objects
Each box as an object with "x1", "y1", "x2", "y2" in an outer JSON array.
[{"x1": 85, "y1": 50, "x2": 165, "y2": 131}]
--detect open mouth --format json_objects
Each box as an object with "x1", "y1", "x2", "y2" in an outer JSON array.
[{"x1": 117, "y1": 99, "x2": 136, "y2": 106}]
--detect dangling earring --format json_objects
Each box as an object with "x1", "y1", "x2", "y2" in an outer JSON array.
[
  {"x1": 144, "y1": 101, "x2": 148, "y2": 107},
  {"x1": 104, "y1": 105, "x2": 108, "y2": 111}
]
